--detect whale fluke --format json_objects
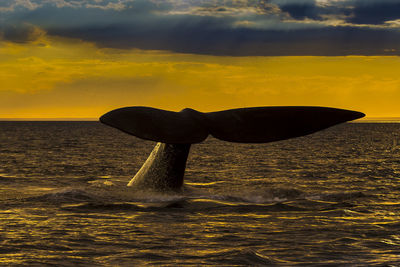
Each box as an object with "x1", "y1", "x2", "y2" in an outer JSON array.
[
  {"x1": 100, "y1": 106, "x2": 365, "y2": 191},
  {"x1": 100, "y1": 106, "x2": 365, "y2": 144}
]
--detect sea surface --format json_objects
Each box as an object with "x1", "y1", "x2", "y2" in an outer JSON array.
[{"x1": 1, "y1": 121, "x2": 400, "y2": 266}]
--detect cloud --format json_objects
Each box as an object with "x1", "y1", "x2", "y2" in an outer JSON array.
[
  {"x1": 272, "y1": 0, "x2": 354, "y2": 21},
  {"x1": 0, "y1": 24, "x2": 45, "y2": 43},
  {"x1": 0, "y1": 0, "x2": 130, "y2": 11},
  {"x1": 46, "y1": 20, "x2": 400, "y2": 56},
  {"x1": 275, "y1": 0, "x2": 322, "y2": 20},
  {"x1": 1, "y1": 0, "x2": 400, "y2": 56},
  {"x1": 348, "y1": 0, "x2": 400, "y2": 25}
]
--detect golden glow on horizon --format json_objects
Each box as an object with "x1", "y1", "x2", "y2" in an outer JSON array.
[{"x1": 1, "y1": 36, "x2": 400, "y2": 118}]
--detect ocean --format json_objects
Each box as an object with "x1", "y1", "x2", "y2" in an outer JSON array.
[{"x1": 0, "y1": 121, "x2": 400, "y2": 266}]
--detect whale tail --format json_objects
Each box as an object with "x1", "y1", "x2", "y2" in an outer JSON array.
[
  {"x1": 100, "y1": 106, "x2": 365, "y2": 191},
  {"x1": 100, "y1": 106, "x2": 365, "y2": 144}
]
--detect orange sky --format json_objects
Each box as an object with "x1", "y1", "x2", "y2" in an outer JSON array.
[{"x1": 1, "y1": 36, "x2": 399, "y2": 119}]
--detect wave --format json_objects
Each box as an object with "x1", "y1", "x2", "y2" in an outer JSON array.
[{"x1": 14, "y1": 179, "x2": 372, "y2": 215}]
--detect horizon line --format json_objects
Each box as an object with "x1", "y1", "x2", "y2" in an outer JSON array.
[
  {"x1": 1, "y1": 117, "x2": 400, "y2": 122},
  {"x1": 0, "y1": 118, "x2": 98, "y2": 121}
]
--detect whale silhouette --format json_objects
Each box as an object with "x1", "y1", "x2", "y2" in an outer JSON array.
[{"x1": 100, "y1": 106, "x2": 365, "y2": 191}]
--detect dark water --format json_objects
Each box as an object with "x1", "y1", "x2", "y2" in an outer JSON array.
[{"x1": 1, "y1": 121, "x2": 400, "y2": 266}]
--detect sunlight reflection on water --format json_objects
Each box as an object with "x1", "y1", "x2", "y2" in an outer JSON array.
[{"x1": 0, "y1": 122, "x2": 400, "y2": 265}]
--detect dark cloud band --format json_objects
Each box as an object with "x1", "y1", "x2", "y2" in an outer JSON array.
[
  {"x1": 47, "y1": 23, "x2": 400, "y2": 56},
  {"x1": 1, "y1": 0, "x2": 400, "y2": 56},
  {"x1": 349, "y1": 1, "x2": 400, "y2": 25},
  {"x1": 0, "y1": 24, "x2": 44, "y2": 43}
]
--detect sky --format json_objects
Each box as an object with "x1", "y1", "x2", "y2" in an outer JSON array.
[{"x1": 1, "y1": 0, "x2": 400, "y2": 119}]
